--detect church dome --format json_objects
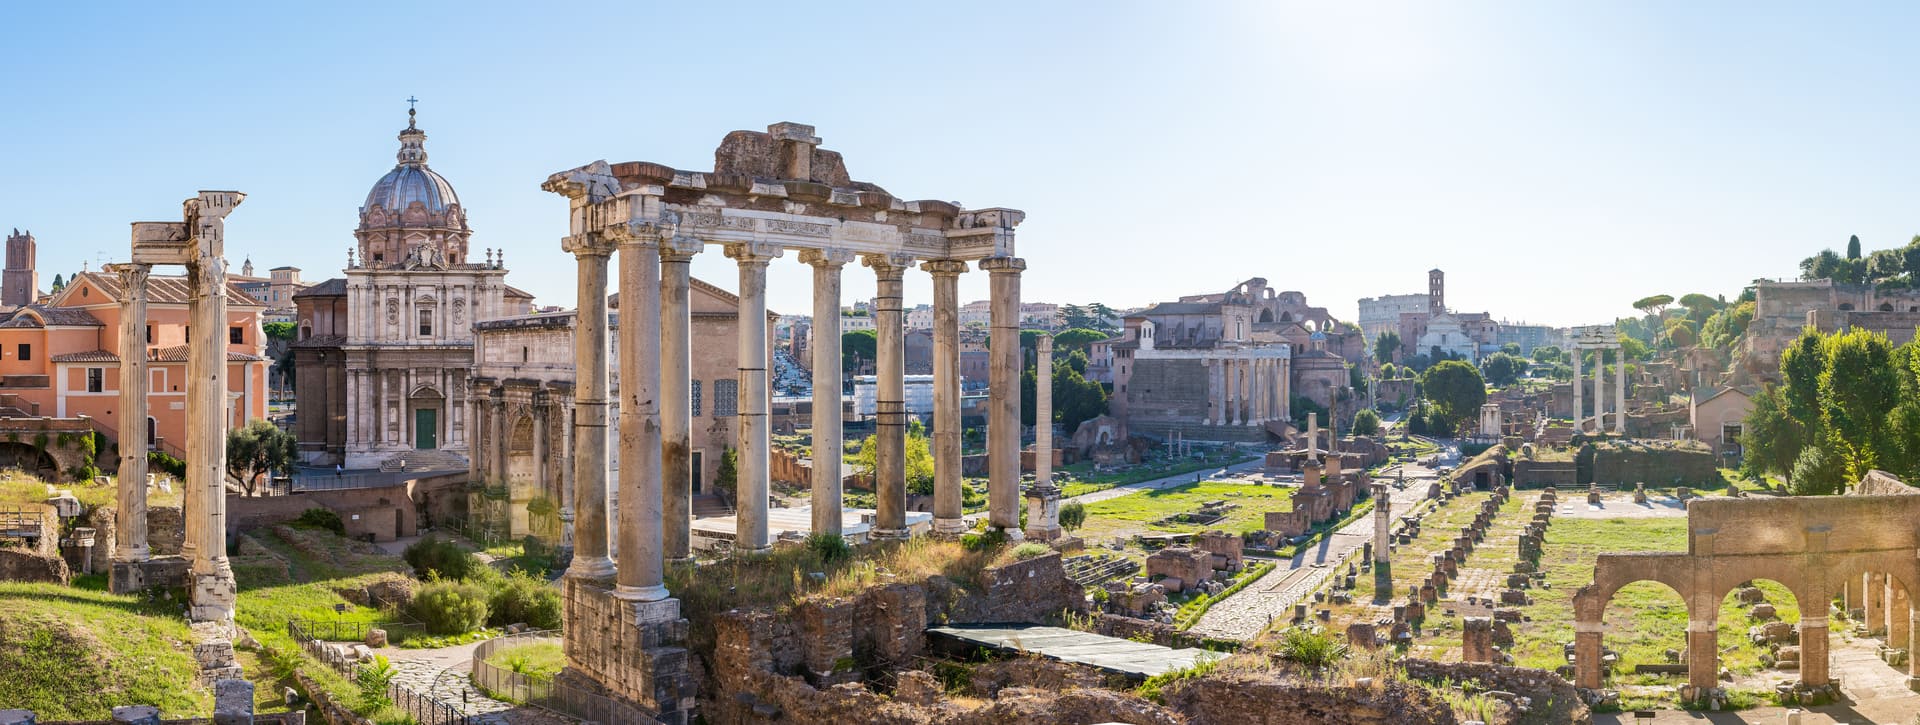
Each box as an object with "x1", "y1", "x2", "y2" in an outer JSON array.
[
  {"x1": 355, "y1": 105, "x2": 472, "y2": 269},
  {"x1": 364, "y1": 163, "x2": 459, "y2": 215}
]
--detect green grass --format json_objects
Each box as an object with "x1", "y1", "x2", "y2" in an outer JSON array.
[
  {"x1": 1508, "y1": 517, "x2": 1692, "y2": 673},
  {"x1": 0, "y1": 582, "x2": 209, "y2": 719},
  {"x1": 1080, "y1": 480, "x2": 1292, "y2": 535},
  {"x1": 1056, "y1": 453, "x2": 1257, "y2": 498},
  {"x1": 483, "y1": 640, "x2": 564, "y2": 678}
]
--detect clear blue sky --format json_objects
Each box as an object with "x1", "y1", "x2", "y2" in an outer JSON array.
[{"x1": 5, "y1": 2, "x2": 1920, "y2": 327}]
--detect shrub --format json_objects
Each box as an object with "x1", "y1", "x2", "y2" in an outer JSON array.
[
  {"x1": 355, "y1": 654, "x2": 397, "y2": 709},
  {"x1": 403, "y1": 535, "x2": 482, "y2": 581},
  {"x1": 486, "y1": 569, "x2": 561, "y2": 630},
  {"x1": 292, "y1": 508, "x2": 346, "y2": 536},
  {"x1": 409, "y1": 580, "x2": 490, "y2": 635},
  {"x1": 960, "y1": 528, "x2": 1008, "y2": 553},
  {"x1": 1058, "y1": 502, "x2": 1087, "y2": 530},
  {"x1": 1010, "y1": 542, "x2": 1052, "y2": 561},
  {"x1": 1274, "y1": 626, "x2": 1349, "y2": 670},
  {"x1": 805, "y1": 532, "x2": 852, "y2": 564},
  {"x1": 148, "y1": 451, "x2": 186, "y2": 479},
  {"x1": 67, "y1": 464, "x2": 100, "y2": 482}
]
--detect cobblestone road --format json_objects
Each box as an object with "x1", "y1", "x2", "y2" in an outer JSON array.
[
  {"x1": 1185, "y1": 465, "x2": 1440, "y2": 642},
  {"x1": 382, "y1": 642, "x2": 576, "y2": 724}
]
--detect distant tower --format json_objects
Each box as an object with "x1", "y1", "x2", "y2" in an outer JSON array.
[
  {"x1": 4, "y1": 229, "x2": 36, "y2": 307},
  {"x1": 1427, "y1": 268, "x2": 1445, "y2": 315},
  {"x1": 241, "y1": 257, "x2": 255, "y2": 277}
]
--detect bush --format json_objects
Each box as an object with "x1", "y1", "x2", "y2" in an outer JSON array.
[
  {"x1": 1058, "y1": 502, "x2": 1087, "y2": 531},
  {"x1": 1009, "y1": 542, "x2": 1052, "y2": 561},
  {"x1": 292, "y1": 508, "x2": 346, "y2": 536},
  {"x1": 805, "y1": 532, "x2": 852, "y2": 564},
  {"x1": 409, "y1": 580, "x2": 490, "y2": 635},
  {"x1": 355, "y1": 655, "x2": 397, "y2": 709},
  {"x1": 960, "y1": 528, "x2": 1008, "y2": 553},
  {"x1": 148, "y1": 451, "x2": 186, "y2": 479},
  {"x1": 486, "y1": 569, "x2": 561, "y2": 630},
  {"x1": 403, "y1": 535, "x2": 482, "y2": 580},
  {"x1": 1274, "y1": 626, "x2": 1349, "y2": 670}
]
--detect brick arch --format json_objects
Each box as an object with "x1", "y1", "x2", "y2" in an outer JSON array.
[
  {"x1": 1821, "y1": 550, "x2": 1920, "y2": 602},
  {"x1": 1706, "y1": 556, "x2": 1816, "y2": 610},
  {"x1": 1579, "y1": 552, "x2": 1700, "y2": 622}
]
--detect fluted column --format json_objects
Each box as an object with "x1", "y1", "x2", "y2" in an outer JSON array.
[
  {"x1": 867, "y1": 253, "x2": 912, "y2": 539},
  {"x1": 727, "y1": 242, "x2": 782, "y2": 554},
  {"x1": 660, "y1": 237, "x2": 701, "y2": 563},
  {"x1": 981, "y1": 257, "x2": 1025, "y2": 535},
  {"x1": 112, "y1": 263, "x2": 152, "y2": 565},
  {"x1": 1035, "y1": 334, "x2": 1053, "y2": 486},
  {"x1": 490, "y1": 389, "x2": 507, "y2": 484},
  {"x1": 1571, "y1": 347, "x2": 1584, "y2": 428},
  {"x1": 1613, "y1": 346, "x2": 1627, "y2": 434},
  {"x1": 186, "y1": 192, "x2": 240, "y2": 622},
  {"x1": 1204, "y1": 359, "x2": 1220, "y2": 425},
  {"x1": 1250, "y1": 359, "x2": 1266, "y2": 425},
  {"x1": 1593, "y1": 350, "x2": 1606, "y2": 434},
  {"x1": 924, "y1": 260, "x2": 968, "y2": 534},
  {"x1": 804, "y1": 249, "x2": 855, "y2": 537},
  {"x1": 564, "y1": 236, "x2": 616, "y2": 580}
]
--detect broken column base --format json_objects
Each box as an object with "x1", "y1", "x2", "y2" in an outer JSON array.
[
  {"x1": 1908, "y1": 676, "x2": 1920, "y2": 693},
  {"x1": 192, "y1": 621, "x2": 242, "y2": 684},
  {"x1": 110, "y1": 555, "x2": 191, "y2": 594},
  {"x1": 562, "y1": 577, "x2": 696, "y2": 724},
  {"x1": 190, "y1": 568, "x2": 239, "y2": 623},
  {"x1": 1372, "y1": 563, "x2": 1393, "y2": 601}
]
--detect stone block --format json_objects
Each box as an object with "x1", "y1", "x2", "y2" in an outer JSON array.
[
  {"x1": 111, "y1": 706, "x2": 160, "y2": 725},
  {"x1": 213, "y1": 678, "x2": 254, "y2": 725},
  {"x1": 365, "y1": 628, "x2": 388, "y2": 647},
  {"x1": 1749, "y1": 603, "x2": 1776, "y2": 620},
  {"x1": 0, "y1": 711, "x2": 32, "y2": 725}
]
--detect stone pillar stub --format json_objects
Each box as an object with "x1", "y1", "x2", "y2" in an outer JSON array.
[
  {"x1": 981, "y1": 256, "x2": 1024, "y2": 536},
  {"x1": 728, "y1": 242, "x2": 783, "y2": 554},
  {"x1": 866, "y1": 252, "x2": 912, "y2": 539},
  {"x1": 923, "y1": 260, "x2": 968, "y2": 534},
  {"x1": 804, "y1": 249, "x2": 855, "y2": 537}
]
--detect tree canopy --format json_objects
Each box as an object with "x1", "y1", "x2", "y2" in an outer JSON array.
[
  {"x1": 226, "y1": 419, "x2": 295, "y2": 496},
  {"x1": 1419, "y1": 360, "x2": 1486, "y2": 434},
  {"x1": 841, "y1": 329, "x2": 877, "y2": 374},
  {"x1": 1480, "y1": 352, "x2": 1528, "y2": 387},
  {"x1": 1374, "y1": 331, "x2": 1401, "y2": 365},
  {"x1": 1051, "y1": 328, "x2": 1108, "y2": 355}
]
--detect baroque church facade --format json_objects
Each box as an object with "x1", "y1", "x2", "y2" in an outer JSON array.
[{"x1": 294, "y1": 109, "x2": 531, "y2": 469}]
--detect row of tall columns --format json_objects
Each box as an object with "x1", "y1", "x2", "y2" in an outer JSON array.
[
  {"x1": 112, "y1": 263, "x2": 153, "y2": 565},
  {"x1": 926, "y1": 261, "x2": 967, "y2": 535},
  {"x1": 1204, "y1": 357, "x2": 1286, "y2": 426}
]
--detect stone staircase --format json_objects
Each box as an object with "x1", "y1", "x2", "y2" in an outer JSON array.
[
  {"x1": 377, "y1": 449, "x2": 470, "y2": 473},
  {"x1": 1063, "y1": 553, "x2": 1140, "y2": 587},
  {"x1": 691, "y1": 493, "x2": 733, "y2": 518}
]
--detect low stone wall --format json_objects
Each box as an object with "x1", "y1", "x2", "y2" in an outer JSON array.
[
  {"x1": 0, "y1": 546, "x2": 69, "y2": 584},
  {"x1": 1164, "y1": 671, "x2": 1458, "y2": 725},
  {"x1": 149, "y1": 505, "x2": 185, "y2": 555},
  {"x1": 227, "y1": 484, "x2": 418, "y2": 542},
  {"x1": 1591, "y1": 445, "x2": 1717, "y2": 487},
  {"x1": 1401, "y1": 658, "x2": 1590, "y2": 725}
]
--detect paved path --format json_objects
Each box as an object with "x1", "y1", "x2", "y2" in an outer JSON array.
[
  {"x1": 375, "y1": 640, "x2": 575, "y2": 724},
  {"x1": 1593, "y1": 633, "x2": 1920, "y2": 723},
  {"x1": 1185, "y1": 467, "x2": 1438, "y2": 641},
  {"x1": 1062, "y1": 458, "x2": 1266, "y2": 506}
]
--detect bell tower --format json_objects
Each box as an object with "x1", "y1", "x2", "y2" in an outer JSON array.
[
  {"x1": 4, "y1": 229, "x2": 36, "y2": 307},
  {"x1": 1428, "y1": 268, "x2": 1444, "y2": 316}
]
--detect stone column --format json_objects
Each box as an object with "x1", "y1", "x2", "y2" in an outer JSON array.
[
  {"x1": 1800, "y1": 614, "x2": 1830, "y2": 687},
  {"x1": 1371, "y1": 481, "x2": 1392, "y2": 595},
  {"x1": 1226, "y1": 359, "x2": 1241, "y2": 426},
  {"x1": 614, "y1": 228, "x2": 668, "y2": 601},
  {"x1": 563, "y1": 236, "x2": 616, "y2": 580},
  {"x1": 1247, "y1": 359, "x2": 1262, "y2": 425},
  {"x1": 186, "y1": 193, "x2": 239, "y2": 622},
  {"x1": 531, "y1": 392, "x2": 549, "y2": 530},
  {"x1": 112, "y1": 263, "x2": 152, "y2": 566},
  {"x1": 467, "y1": 388, "x2": 485, "y2": 482},
  {"x1": 659, "y1": 237, "x2": 701, "y2": 563},
  {"x1": 1686, "y1": 618, "x2": 1718, "y2": 693},
  {"x1": 866, "y1": 253, "x2": 911, "y2": 539},
  {"x1": 1571, "y1": 346, "x2": 1583, "y2": 427},
  {"x1": 1869, "y1": 572, "x2": 1888, "y2": 635},
  {"x1": 490, "y1": 390, "x2": 507, "y2": 484},
  {"x1": 1573, "y1": 624, "x2": 1603, "y2": 689},
  {"x1": 1889, "y1": 582, "x2": 1911, "y2": 656},
  {"x1": 1592, "y1": 350, "x2": 1606, "y2": 434},
  {"x1": 923, "y1": 260, "x2": 968, "y2": 534},
  {"x1": 1907, "y1": 603, "x2": 1920, "y2": 689},
  {"x1": 981, "y1": 257, "x2": 1025, "y2": 535},
  {"x1": 1035, "y1": 333, "x2": 1053, "y2": 488},
  {"x1": 1613, "y1": 346, "x2": 1628, "y2": 434},
  {"x1": 727, "y1": 242, "x2": 782, "y2": 554},
  {"x1": 1205, "y1": 359, "x2": 1220, "y2": 425},
  {"x1": 804, "y1": 250, "x2": 854, "y2": 537}
]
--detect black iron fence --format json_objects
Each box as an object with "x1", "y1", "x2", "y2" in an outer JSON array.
[
  {"x1": 388, "y1": 681, "x2": 470, "y2": 725},
  {"x1": 286, "y1": 617, "x2": 470, "y2": 725}
]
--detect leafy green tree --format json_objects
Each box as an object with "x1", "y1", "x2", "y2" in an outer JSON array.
[
  {"x1": 1500, "y1": 342, "x2": 1521, "y2": 356},
  {"x1": 850, "y1": 420, "x2": 934, "y2": 495},
  {"x1": 1903, "y1": 236, "x2": 1920, "y2": 281},
  {"x1": 226, "y1": 418, "x2": 295, "y2": 495},
  {"x1": 1847, "y1": 234, "x2": 1862, "y2": 260},
  {"x1": 1530, "y1": 346, "x2": 1563, "y2": 365},
  {"x1": 50, "y1": 273, "x2": 65, "y2": 293},
  {"x1": 262, "y1": 321, "x2": 296, "y2": 341},
  {"x1": 1779, "y1": 328, "x2": 1828, "y2": 429},
  {"x1": 1663, "y1": 318, "x2": 1698, "y2": 348},
  {"x1": 1062, "y1": 349, "x2": 1089, "y2": 375},
  {"x1": 1347, "y1": 364, "x2": 1368, "y2": 396},
  {"x1": 1819, "y1": 329, "x2": 1899, "y2": 483},
  {"x1": 715, "y1": 446, "x2": 739, "y2": 500},
  {"x1": 1051, "y1": 328, "x2": 1108, "y2": 355},
  {"x1": 1290, "y1": 395, "x2": 1328, "y2": 431},
  {"x1": 1789, "y1": 444, "x2": 1846, "y2": 496},
  {"x1": 841, "y1": 329, "x2": 876, "y2": 374},
  {"x1": 1481, "y1": 352, "x2": 1527, "y2": 387},
  {"x1": 1617, "y1": 335, "x2": 1648, "y2": 361},
  {"x1": 1351, "y1": 409, "x2": 1381, "y2": 437},
  {"x1": 1374, "y1": 331, "x2": 1401, "y2": 365},
  {"x1": 1632, "y1": 294, "x2": 1673, "y2": 333},
  {"x1": 1379, "y1": 362, "x2": 1398, "y2": 380},
  {"x1": 1740, "y1": 384, "x2": 1805, "y2": 485},
  {"x1": 1058, "y1": 502, "x2": 1087, "y2": 531},
  {"x1": 1801, "y1": 249, "x2": 1843, "y2": 282},
  {"x1": 1419, "y1": 360, "x2": 1486, "y2": 434},
  {"x1": 1868, "y1": 248, "x2": 1906, "y2": 282},
  {"x1": 1022, "y1": 358, "x2": 1109, "y2": 434}
]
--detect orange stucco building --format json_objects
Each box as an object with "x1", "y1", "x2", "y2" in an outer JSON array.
[{"x1": 0, "y1": 270, "x2": 269, "y2": 459}]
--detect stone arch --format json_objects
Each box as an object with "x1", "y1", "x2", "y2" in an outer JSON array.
[
  {"x1": 1258, "y1": 308, "x2": 1275, "y2": 323},
  {"x1": 506, "y1": 415, "x2": 537, "y2": 534},
  {"x1": 1879, "y1": 302, "x2": 1895, "y2": 312},
  {"x1": 1838, "y1": 303, "x2": 1855, "y2": 311},
  {"x1": 1708, "y1": 557, "x2": 1815, "y2": 612},
  {"x1": 0, "y1": 442, "x2": 59, "y2": 480}
]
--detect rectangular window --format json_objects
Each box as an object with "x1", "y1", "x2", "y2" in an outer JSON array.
[
  {"x1": 229, "y1": 326, "x2": 243, "y2": 345},
  {"x1": 690, "y1": 380, "x2": 703, "y2": 417},
  {"x1": 713, "y1": 379, "x2": 738, "y2": 417},
  {"x1": 14, "y1": 344, "x2": 27, "y2": 361},
  {"x1": 418, "y1": 309, "x2": 433, "y2": 336},
  {"x1": 86, "y1": 368, "x2": 103, "y2": 393},
  {"x1": 145, "y1": 325, "x2": 153, "y2": 344}
]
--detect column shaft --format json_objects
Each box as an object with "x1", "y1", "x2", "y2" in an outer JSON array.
[
  {"x1": 566, "y1": 246, "x2": 616, "y2": 580},
  {"x1": 1205, "y1": 359, "x2": 1220, "y2": 425},
  {"x1": 1800, "y1": 618, "x2": 1830, "y2": 687},
  {"x1": 1890, "y1": 583, "x2": 1911, "y2": 655},
  {"x1": 1592, "y1": 351, "x2": 1606, "y2": 434},
  {"x1": 728, "y1": 244, "x2": 781, "y2": 553},
  {"x1": 660, "y1": 241, "x2": 698, "y2": 562},
  {"x1": 805, "y1": 253, "x2": 849, "y2": 537},
  {"x1": 1869, "y1": 572, "x2": 1887, "y2": 634},
  {"x1": 868, "y1": 255, "x2": 909, "y2": 538},
  {"x1": 490, "y1": 392, "x2": 507, "y2": 484},
  {"x1": 1613, "y1": 347, "x2": 1628, "y2": 434},
  {"x1": 114, "y1": 264, "x2": 152, "y2": 563},
  {"x1": 1686, "y1": 622, "x2": 1718, "y2": 693},
  {"x1": 187, "y1": 232, "x2": 235, "y2": 621},
  {"x1": 1572, "y1": 347, "x2": 1583, "y2": 427},
  {"x1": 615, "y1": 235, "x2": 667, "y2": 600},
  {"x1": 1035, "y1": 334, "x2": 1053, "y2": 488},
  {"x1": 1574, "y1": 629, "x2": 1603, "y2": 689},
  {"x1": 925, "y1": 261, "x2": 966, "y2": 534},
  {"x1": 982, "y1": 257, "x2": 1025, "y2": 534}
]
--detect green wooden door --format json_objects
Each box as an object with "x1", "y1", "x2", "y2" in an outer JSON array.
[{"x1": 415, "y1": 409, "x2": 437, "y2": 449}]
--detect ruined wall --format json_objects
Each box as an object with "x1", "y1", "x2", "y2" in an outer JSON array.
[
  {"x1": 1511, "y1": 459, "x2": 1577, "y2": 489},
  {"x1": 1400, "y1": 659, "x2": 1590, "y2": 724},
  {"x1": 1591, "y1": 445, "x2": 1717, "y2": 486},
  {"x1": 148, "y1": 505, "x2": 184, "y2": 555},
  {"x1": 0, "y1": 546, "x2": 69, "y2": 583},
  {"x1": 226, "y1": 484, "x2": 418, "y2": 542},
  {"x1": 1165, "y1": 671, "x2": 1458, "y2": 725}
]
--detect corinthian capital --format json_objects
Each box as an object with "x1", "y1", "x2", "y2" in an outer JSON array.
[
  {"x1": 919, "y1": 259, "x2": 969, "y2": 277},
  {"x1": 978, "y1": 256, "x2": 1026, "y2": 274},
  {"x1": 861, "y1": 252, "x2": 915, "y2": 277},
  {"x1": 561, "y1": 233, "x2": 616, "y2": 258},
  {"x1": 724, "y1": 242, "x2": 784, "y2": 265},
  {"x1": 798, "y1": 248, "x2": 856, "y2": 269}
]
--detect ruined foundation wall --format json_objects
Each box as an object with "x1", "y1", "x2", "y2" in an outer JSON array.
[
  {"x1": 1164, "y1": 671, "x2": 1459, "y2": 725},
  {"x1": 1591, "y1": 446, "x2": 1717, "y2": 486}
]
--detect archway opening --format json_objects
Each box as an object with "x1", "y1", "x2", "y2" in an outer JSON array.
[
  {"x1": 1599, "y1": 580, "x2": 1690, "y2": 690},
  {"x1": 1713, "y1": 578, "x2": 1803, "y2": 696}
]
